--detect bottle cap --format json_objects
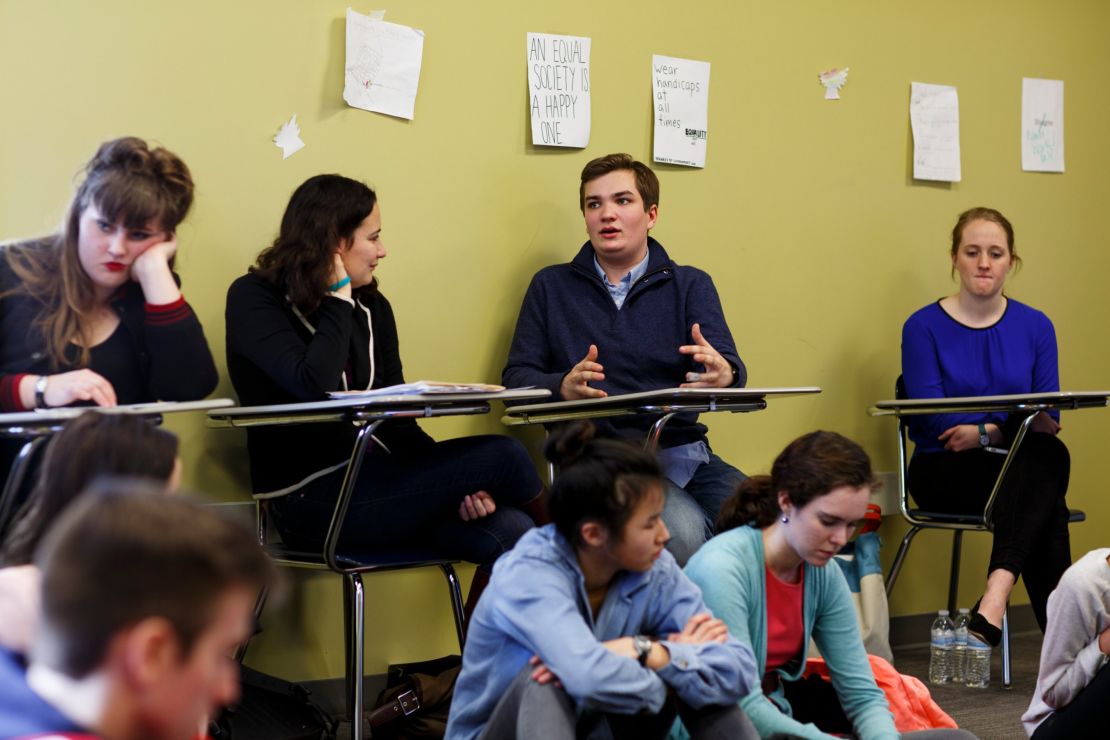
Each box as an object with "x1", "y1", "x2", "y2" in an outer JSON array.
[
  {"x1": 938, "y1": 609, "x2": 949, "y2": 615},
  {"x1": 958, "y1": 608, "x2": 970, "y2": 614}
]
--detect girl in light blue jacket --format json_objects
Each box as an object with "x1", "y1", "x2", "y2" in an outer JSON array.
[{"x1": 447, "y1": 421, "x2": 757, "y2": 740}]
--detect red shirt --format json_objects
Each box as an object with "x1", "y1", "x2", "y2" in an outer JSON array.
[{"x1": 765, "y1": 563, "x2": 805, "y2": 671}]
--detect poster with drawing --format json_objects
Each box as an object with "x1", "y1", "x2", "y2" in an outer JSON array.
[
  {"x1": 343, "y1": 8, "x2": 424, "y2": 120},
  {"x1": 1022, "y1": 78, "x2": 1064, "y2": 172},
  {"x1": 526, "y1": 32, "x2": 591, "y2": 148}
]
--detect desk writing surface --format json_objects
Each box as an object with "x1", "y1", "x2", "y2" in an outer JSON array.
[
  {"x1": 207, "y1": 388, "x2": 550, "y2": 419},
  {"x1": 871, "y1": 391, "x2": 1110, "y2": 415},
  {"x1": 0, "y1": 398, "x2": 236, "y2": 427},
  {"x1": 502, "y1": 386, "x2": 822, "y2": 416}
]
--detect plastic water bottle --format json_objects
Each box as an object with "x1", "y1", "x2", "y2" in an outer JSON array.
[
  {"x1": 952, "y1": 608, "x2": 970, "y2": 683},
  {"x1": 965, "y1": 634, "x2": 991, "y2": 688},
  {"x1": 929, "y1": 609, "x2": 955, "y2": 684}
]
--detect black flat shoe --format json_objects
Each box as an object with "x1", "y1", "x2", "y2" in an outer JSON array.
[{"x1": 968, "y1": 600, "x2": 1002, "y2": 647}]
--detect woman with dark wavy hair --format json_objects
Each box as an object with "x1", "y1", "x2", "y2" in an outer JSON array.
[{"x1": 225, "y1": 174, "x2": 545, "y2": 615}]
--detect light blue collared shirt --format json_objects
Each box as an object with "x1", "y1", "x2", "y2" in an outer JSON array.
[{"x1": 593, "y1": 251, "x2": 650, "y2": 310}]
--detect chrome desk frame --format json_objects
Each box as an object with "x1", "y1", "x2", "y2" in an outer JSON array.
[
  {"x1": 870, "y1": 390, "x2": 1109, "y2": 689},
  {"x1": 0, "y1": 399, "x2": 234, "y2": 538},
  {"x1": 207, "y1": 389, "x2": 547, "y2": 740},
  {"x1": 503, "y1": 387, "x2": 822, "y2": 483}
]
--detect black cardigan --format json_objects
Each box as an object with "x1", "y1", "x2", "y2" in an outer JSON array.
[
  {"x1": 224, "y1": 271, "x2": 433, "y2": 496},
  {"x1": 0, "y1": 240, "x2": 218, "y2": 411}
]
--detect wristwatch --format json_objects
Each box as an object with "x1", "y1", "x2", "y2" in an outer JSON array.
[
  {"x1": 34, "y1": 375, "x2": 48, "y2": 409},
  {"x1": 977, "y1": 423, "x2": 990, "y2": 447},
  {"x1": 632, "y1": 635, "x2": 652, "y2": 666}
]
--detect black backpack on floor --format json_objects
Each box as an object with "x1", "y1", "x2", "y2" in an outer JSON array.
[{"x1": 210, "y1": 664, "x2": 337, "y2": 740}]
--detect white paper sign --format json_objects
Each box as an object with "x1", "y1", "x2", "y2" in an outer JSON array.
[
  {"x1": 651, "y1": 55, "x2": 710, "y2": 168},
  {"x1": 1022, "y1": 78, "x2": 1064, "y2": 172},
  {"x1": 343, "y1": 8, "x2": 424, "y2": 120},
  {"x1": 526, "y1": 32, "x2": 591, "y2": 148},
  {"x1": 910, "y1": 82, "x2": 961, "y2": 182}
]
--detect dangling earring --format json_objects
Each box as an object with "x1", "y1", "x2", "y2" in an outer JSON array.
[{"x1": 780, "y1": 514, "x2": 789, "y2": 524}]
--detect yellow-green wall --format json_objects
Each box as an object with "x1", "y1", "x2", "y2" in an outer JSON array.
[{"x1": 3, "y1": 0, "x2": 1109, "y2": 680}]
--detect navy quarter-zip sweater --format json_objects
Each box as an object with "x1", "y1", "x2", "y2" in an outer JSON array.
[{"x1": 502, "y1": 238, "x2": 745, "y2": 447}]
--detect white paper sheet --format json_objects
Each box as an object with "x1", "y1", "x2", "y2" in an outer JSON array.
[
  {"x1": 343, "y1": 8, "x2": 424, "y2": 120},
  {"x1": 526, "y1": 32, "x2": 591, "y2": 148},
  {"x1": 652, "y1": 55, "x2": 710, "y2": 168},
  {"x1": 273, "y1": 115, "x2": 305, "y2": 159},
  {"x1": 910, "y1": 82, "x2": 961, "y2": 182},
  {"x1": 1022, "y1": 78, "x2": 1064, "y2": 172}
]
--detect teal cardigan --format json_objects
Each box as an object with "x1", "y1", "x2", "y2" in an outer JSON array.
[{"x1": 684, "y1": 525, "x2": 897, "y2": 740}]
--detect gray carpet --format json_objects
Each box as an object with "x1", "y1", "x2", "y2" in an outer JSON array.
[{"x1": 892, "y1": 630, "x2": 1043, "y2": 740}]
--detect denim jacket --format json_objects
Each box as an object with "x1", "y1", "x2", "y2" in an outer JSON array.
[{"x1": 445, "y1": 525, "x2": 756, "y2": 740}]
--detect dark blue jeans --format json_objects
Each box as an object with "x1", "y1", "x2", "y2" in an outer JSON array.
[
  {"x1": 662, "y1": 451, "x2": 745, "y2": 566},
  {"x1": 270, "y1": 435, "x2": 542, "y2": 570}
]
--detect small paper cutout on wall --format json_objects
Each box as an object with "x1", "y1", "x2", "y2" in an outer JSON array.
[
  {"x1": 818, "y1": 68, "x2": 849, "y2": 100},
  {"x1": 273, "y1": 115, "x2": 305, "y2": 160}
]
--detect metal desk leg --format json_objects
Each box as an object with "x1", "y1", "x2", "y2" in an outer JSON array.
[{"x1": 645, "y1": 412, "x2": 677, "y2": 452}]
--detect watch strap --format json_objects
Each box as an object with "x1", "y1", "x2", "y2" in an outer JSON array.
[{"x1": 34, "y1": 375, "x2": 48, "y2": 409}]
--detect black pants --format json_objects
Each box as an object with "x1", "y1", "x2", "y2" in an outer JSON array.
[
  {"x1": 1031, "y1": 660, "x2": 1110, "y2": 739},
  {"x1": 908, "y1": 432, "x2": 1071, "y2": 631}
]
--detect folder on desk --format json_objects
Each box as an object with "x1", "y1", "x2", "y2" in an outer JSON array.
[{"x1": 328, "y1": 381, "x2": 506, "y2": 399}]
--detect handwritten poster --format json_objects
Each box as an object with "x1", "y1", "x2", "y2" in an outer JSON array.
[
  {"x1": 910, "y1": 82, "x2": 961, "y2": 182},
  {"x1": 652, "y1": 55, "x2": 710, "y2": 168},
  {"x1": 1022, "y1": 78, "x2": 1064, "y2": 172},
  {"x1": 526, "y1": 32, "x2": 591, "y2": 148},
  {"x1": 343, "y1": 8, "x2": 425, "y2": 120}
]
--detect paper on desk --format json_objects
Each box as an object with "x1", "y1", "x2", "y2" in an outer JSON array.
[
  {"x1": 328, "y1": 381, "x2": 506, "y2": 399},
  {"x1": 527, "y1": 32, "x2": 591, "y2": 148},
  {"x1": 1022, "y1": 78, "x2": 1064, "y2": 172},
  {"x1": 652, "y1": 54, "x2": 710, "y2": 168},
  {"x1": 343, "y1": 8, "x2": 424, "y2": 120},
  {"x1": 910, "y1": 82, "x2": 961, "y2": 182}
]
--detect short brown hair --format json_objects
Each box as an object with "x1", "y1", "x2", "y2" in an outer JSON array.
[
  {"x1": 579, "y1": 153, "x2": 659, "y2": 212},
  {"x1": 34, "y1": 479, "x2": 274, "y2": 677}
]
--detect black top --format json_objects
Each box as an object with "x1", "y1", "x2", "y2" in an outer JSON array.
[
  {"x1": 225, "y1": 271, "x2": 433, "y2": 495},
  {"x1": 0, "y1": 239, "x2": 218, "y2": 410}
]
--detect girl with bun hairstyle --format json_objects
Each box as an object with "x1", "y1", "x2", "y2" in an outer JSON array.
[
  {"x1": 686, "y1": 431, "x2": 975, "y2": 740},
  {"x1": 0, "y1": 137, "x2": 217, "y2": 411},
  {"x1": 446, "y1": 422, "x2": 757, "y2": 740}
]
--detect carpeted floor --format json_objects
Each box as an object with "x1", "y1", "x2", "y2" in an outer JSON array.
[{"x1": 892, "y1": 630, "x2": 1043, "y2": 740}]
